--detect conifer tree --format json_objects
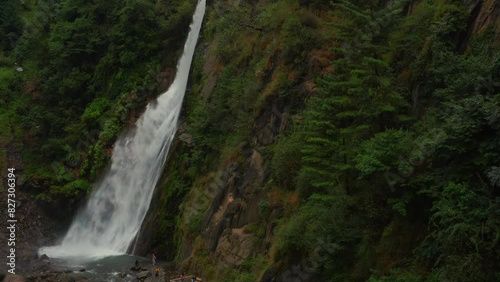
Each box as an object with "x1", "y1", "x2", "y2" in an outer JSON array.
[{"x1": 298, "y1": 0, "x2": 407, "y2": 195}]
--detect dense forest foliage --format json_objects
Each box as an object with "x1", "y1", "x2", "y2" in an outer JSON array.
[
  {"x1": 175, "y1": 0, "x2": 500, "y2": 281},
  {"x1": 0, "y1": 0, "x2": 195, "y2": 212},
  {"x1": 1, "y1": 0, "x2": 499, "y2": 281}
]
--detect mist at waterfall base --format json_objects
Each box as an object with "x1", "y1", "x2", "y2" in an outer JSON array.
[
  {"x1": 45, "y1": 255, "x2": 151, "y2": 281},
  {"x1": 38, "y1": 0, "x2": 206, "y2": 272}
]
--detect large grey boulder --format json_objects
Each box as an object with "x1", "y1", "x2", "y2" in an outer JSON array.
[{"x1": 137, "y1": 270, "x2": 151, "y2": 280}]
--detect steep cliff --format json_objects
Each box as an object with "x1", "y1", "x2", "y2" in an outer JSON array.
[
  {"x1": 142, "y1": 0, "x2": 500, "y2": 281},
  {"x1": 0, "y1": 0, "x2": 195, "y2": 275}
]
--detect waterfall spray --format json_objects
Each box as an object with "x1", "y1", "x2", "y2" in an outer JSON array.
[{"x1": 39, "y1": 0, "x2": 206, "y2": 259}]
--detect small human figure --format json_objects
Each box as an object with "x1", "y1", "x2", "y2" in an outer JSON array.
[
  {"x1": 191, "y1": 276, "x2": 196, "y2": 282},
  {"x1": 155, "y1": 266, "x2": 160, "y2": 277},
  {"x1": 180, "y1": 273, "x2": 186, "y2": 282},
  {"x1": 135, "y1": 260, "x2": 139, "y2": 268},
  {"x1": 152, "y1": 253, "x2": 156, "y2": 265}
]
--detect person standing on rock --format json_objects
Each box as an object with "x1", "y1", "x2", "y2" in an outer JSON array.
[
  {"x1": 152, "y1": 253, "x2": 156, "y2": 265},
  {"x1": 180, "y1": 273, "x2": 186, "y2": 282}
]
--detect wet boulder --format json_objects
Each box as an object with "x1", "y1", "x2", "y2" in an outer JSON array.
[{"x1": 137, "y1": 270, "x2": 151, "y2": 280}]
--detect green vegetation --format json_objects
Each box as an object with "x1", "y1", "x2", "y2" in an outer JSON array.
[
  {"x1": 0, "y1": 0, "x2": 195, "y2": 205},
  {"x1": 1, "y1": 0, "x2": 499, "y2": 281},
  {"x1": 180, "y1": 0, "x2": 500, "y2": 281}
]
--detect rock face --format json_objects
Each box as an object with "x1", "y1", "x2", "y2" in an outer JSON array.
[
  {"x1": 259, "y1": 263, "x2": 320, "y2": 282},
  {"x1": 456, "y1": 0, "x2": 500, "y2": 51},
  {"x1": 215, "y1": 228, "x2": 255, "y2": 266},
  {"x1": 132, "y1": 135, "x2": 192, "y2": 259},
  {"x1": 467, "y1": 0, "x2": 500, "y2": 35},
  {"x1": 0, "y1": 197, "x2": 62, "y2": 273},
  {"x1": 254, "y1": 97, "x2": 289, "y2": 146},
  {"x1": 174, "y1": 145, "x2": 278, "y2": 273},
  {"x1": 137, "y1": 270, "x2": 152, "y2": 280},
  {"x1": 132, "y1": 0, "x2": 500, "y2": 280}
]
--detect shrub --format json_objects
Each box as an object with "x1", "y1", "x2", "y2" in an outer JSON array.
[{"x1": 81, "y1": 97, "x2": 112, "y2": 127}]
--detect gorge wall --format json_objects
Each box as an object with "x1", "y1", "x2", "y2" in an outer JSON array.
[
  {"x1": 139, "y1": 0, "x2": 500, "y2": 281},
  {"x1": 1, "y1": 0, "x2": 499, "y2": 281}
]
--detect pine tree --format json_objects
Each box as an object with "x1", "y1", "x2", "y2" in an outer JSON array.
[{"x1": 298, "y1": 0, "x2": 408, "y2": 195}]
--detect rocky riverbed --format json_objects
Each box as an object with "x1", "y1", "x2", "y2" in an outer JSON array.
[{"x1": 2, "y1": 254, "x2": 180, "y2": 281}]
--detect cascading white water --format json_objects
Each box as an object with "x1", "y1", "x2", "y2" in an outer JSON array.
[{"x1": 39, "y1": 0, "x2": 206, "y2": 259}]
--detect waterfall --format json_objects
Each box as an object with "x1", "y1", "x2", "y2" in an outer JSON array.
[{"x1": 39, "y1": 0, "x2": 206, "y2": 259}]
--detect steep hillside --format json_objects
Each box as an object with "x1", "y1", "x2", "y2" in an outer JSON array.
[
  {"x1": 1, "y1": 0, "x2": 499, "y2": 281},
  {"x1": 0, "y1": 0, "x2": 195, "y2": 271},
  {"x1": 143, "y1": 0, "x2": 500, "y2": 281}
]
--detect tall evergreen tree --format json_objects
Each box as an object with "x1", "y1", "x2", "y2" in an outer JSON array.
[{"x1": 298, "y1": 0, "x2": 408, "y2": 195}]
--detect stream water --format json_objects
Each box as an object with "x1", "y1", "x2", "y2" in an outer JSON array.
[
  {"x1": 37, "y1": 0, "x2": 206, "y2": 277},
  {"x1": 46, "y1": 255, "x2": 151, "y2": 281}
]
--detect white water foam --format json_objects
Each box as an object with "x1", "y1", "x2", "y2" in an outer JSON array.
[{"x1": 40, "y1": 0, "x2": 206, "y2": 259}]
